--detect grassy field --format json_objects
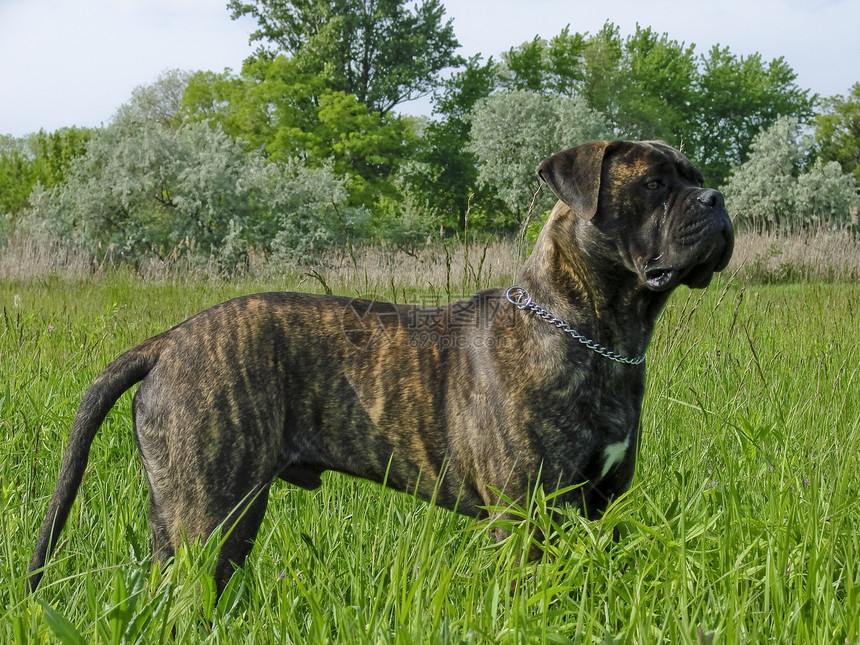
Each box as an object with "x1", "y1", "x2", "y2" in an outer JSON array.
[{"x1": 1, "y1": 264, "x2": 858, "y2": 643}]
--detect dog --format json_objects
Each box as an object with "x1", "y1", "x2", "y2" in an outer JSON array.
[{"x1": 28, "y1": 140, "x2": 733, "y2": 595}]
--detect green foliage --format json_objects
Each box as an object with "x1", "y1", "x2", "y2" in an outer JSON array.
[
  {"x1": 815, "y1": 82, "x2": 860, "y2": 182},
  {"x1": 30, "y1": 128, "x2": 93, "y2": 189},
  {"x1": 183, "y1": 56, "x2": 416, "y2": 211},
  {"x1": 693, "y1": 46, "x2": 815, "y2": 184},
  {"x1": 227, "y1": 0, "x2": 463, "y2": 115},
  {"x1": 580, "y1": 23, "x2": 699, "y2": 148},
  {"x1": 468, "y1": 90, "x2": 611, "y2": 219},
  {"x1": 578, "y1": 22, "x2": 625, "y2": 127},
  {"x1": 618, "y1": 26, "x2": 698, "y2": 140},
  {"x1": 183, "y1": 56, "x2": 324, "y2": 155},
  {"x1": 722, "y1": 116, "x2": 860, "y2": 231},
  {"x1": 305, "y1": 90, "x2": 416, "y2": 207},
  {"x1": 498, "y1": 26, "x2": 587, "y2": 96},
  {"x1": 0, "y1": 128, "x2": 92, "y2": 221},
  {"x1": 404, "y1": 55, "x2": 499, "y2": 231},
  {"x1": 0, "y1": 138, "x2": 37, "y2": 221},
  {"x1": 495, "y1": 23, "x2": 815, "y2": 187}
]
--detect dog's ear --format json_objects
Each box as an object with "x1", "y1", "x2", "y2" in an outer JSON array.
[{"x1": 537, "y1": 141, "x2": 615, "y2": 220}]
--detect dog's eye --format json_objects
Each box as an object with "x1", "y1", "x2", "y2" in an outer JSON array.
[{"x1": 645, "y1": 181, "x2": 660, "y2": 190}]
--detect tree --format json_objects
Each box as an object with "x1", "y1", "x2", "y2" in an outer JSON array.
[
  {"x1": 720, "y1": 116, "x2": 805, "y2": 231},
  {"x1": 611, "y1": 25, "x2": 698, "y2": 143},
  {"x1": 183, "y1": 56, "x2": 324, "y2": 154},
  {"x1": 794, "y1": 158, "x2": 860, "y2": 229},
  {"x1": 579, "y1": 22, "x2": 625, "y2": 128},
  {"x1": 403, "y1": 55, "x2": 498, "y2": 231},
  {"x1": 0, "y1": 128, "x2": 92, "y2": 223},
  {"x1": 302, "y1": 89, "x2": 416, "y2": 206},
  {"x1": 113, "y1": 69, "x2": 193, "y2": 129},
  {"x1": 497, "y1": 27, "x2": 586, "y2": 96},
  {"x1": 468, "y1": 91, "x2": 611, "y2": 220},
  {"x1": 31, "y1": 127, "x2": 92, "y2": 188},
  {"x1": 227, "y1": 0, "x2": 463, "y2": 115},
  {"x1": 498, "y1": 24, "x2": 696, "y2": 146},
  {"x1": 693, "y1": 47, "x2": 815, "y2": 185},
  {"x1": 722, "y1": 116, "x2": 859, "y2": 232},
  {"x1": 26, "y1": 120, "x2": 358, "y2": 269},
  {"x1": 815, "y1": 83, "x2": 860, "y2": 182},
  {"x1": 488, "y1": 23, "x2": 815, "y2": 187},
  {"x1": 499, "y1": 36, "x2": 548, "y2": 94},
  {"x1": 0, "y1": 137, "x2": 39, "y2": 219},
  {"x1": 183, "y1": 56, "x2": 416, "y2": 209}
]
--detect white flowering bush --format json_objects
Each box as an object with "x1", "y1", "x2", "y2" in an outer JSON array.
[
  {"x1": 794, "y1": 158, "x2": 859, "y2": 228},
  {"x1": 468, "y1": 91, "x2": 611, "y2": 218},
  {"x1": 27, "y1": 121, "x2": 357, "y2": 270},
  {"x1": 722, "y1": 116, "x2": 859, "y2": 231}
]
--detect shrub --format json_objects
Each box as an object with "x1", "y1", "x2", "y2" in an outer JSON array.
[
  {"x1": 26, "y1": 121, "x2": 360, "y2": 270},
  {"x1": 722, "y1": 116, "x2": 859, "y2": 232},
  {"x1": 468, "y1": 91, "x2": 611, "y2": 220}
]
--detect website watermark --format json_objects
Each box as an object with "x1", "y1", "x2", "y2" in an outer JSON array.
[{"x1": 340, "y1": 293, "x2": 514, "y2": 351}]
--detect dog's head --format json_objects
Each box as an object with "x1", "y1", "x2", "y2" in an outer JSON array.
[{"x1": 538, "y1": 140, "x2": 734, "y2": 292}]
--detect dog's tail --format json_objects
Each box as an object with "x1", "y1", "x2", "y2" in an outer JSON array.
[{"x1": 27, "y1": 334, "x2": 166, "y2": 593}]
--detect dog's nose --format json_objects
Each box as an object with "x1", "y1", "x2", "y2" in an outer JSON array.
[{"x1": 696, "y1": 189, "x2": 725, "y2": 210}]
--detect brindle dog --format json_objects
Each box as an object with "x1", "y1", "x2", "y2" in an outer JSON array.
[{"x1": 28, "y1": 140, "x2": 733, "y2": 595}]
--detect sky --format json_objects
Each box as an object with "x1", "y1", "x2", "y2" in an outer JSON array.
[{"x1": 0, "y1": 0, "x2": 858, "y2": 137}]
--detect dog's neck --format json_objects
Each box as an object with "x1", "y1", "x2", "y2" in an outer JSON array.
[{"x1": 517, "y1": 203, "x2": 672, "y2": 360}]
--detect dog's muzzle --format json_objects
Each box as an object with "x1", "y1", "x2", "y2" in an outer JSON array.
[{"x1": 642, "y1": 188, "x2": 734, "y2": 292}]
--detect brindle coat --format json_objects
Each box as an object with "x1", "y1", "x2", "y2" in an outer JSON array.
[{"x1": 28, "y1": 140, "x2": 733, "y2": 594}]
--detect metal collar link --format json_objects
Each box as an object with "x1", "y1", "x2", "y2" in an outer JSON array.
[{"x1": 505, "y1": 286, "x2": 646, "y2": 365}]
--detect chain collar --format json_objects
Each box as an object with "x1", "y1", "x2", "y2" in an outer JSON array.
[{"x1": 505, "y1": 286, "x2": 646, "y2": 365}]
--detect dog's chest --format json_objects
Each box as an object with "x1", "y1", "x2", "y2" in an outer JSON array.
[
  {"x1": 581, "y1": 402, "x2": 639, "y2": 485},
  {"x1": 542, "y1": 366, "x2": 644, "y2": 485},
  {"x1": 599, "y1": 432, "x2": 632, "y2": 479}
]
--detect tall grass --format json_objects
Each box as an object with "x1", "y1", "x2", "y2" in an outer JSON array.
[
  {"x1": 3, "y1": 228, "x2": 859, "y2": 286},
  {"x1": 1, "y1": 263, "x2": 858, "y2": 642},
  {"x1": 728, "y1": 228, "x2": 860, "y2": 283}
]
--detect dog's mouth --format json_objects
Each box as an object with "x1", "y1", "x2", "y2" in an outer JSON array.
[
  {"x1": 644, "y1": 267, "x2": 678, "y2": 291},
  {"x1": 642, "y1": 237, "x2": 733, "y2": 292},
  {"x1": 641, "y1": 205, "x2": 735, "y2": 293}
]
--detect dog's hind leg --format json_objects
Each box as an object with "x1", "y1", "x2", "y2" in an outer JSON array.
[
  {"x1": 148, "y1": 496, "x2": 174, "y2": 570},
  {"x1": 212, "y1": 483, "x2": 271, "y2": 595},
  {"x1": 134, "y1": 410, "x2": 277, "y2": 595},
  {"x1": 143, "y1": 470, "x2": 273, "y2": 596}
]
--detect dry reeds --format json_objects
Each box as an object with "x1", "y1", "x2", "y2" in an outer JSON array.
[
  {"x1": 307, "y1": 239, "x2": 521, "y2": 299},
  {"x1": 2, "y1": 229, "x2": 858, "y2": 287},
  {"x1": 727, "y1": 228, "x2": 860, "y2": 283},
  {"x1": 0, "y1": 235, "x2": 91, "y2": 281}
]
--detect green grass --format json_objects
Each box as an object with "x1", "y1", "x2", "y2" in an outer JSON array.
[{"x1": 1, "y1": 271, "x2": 858, "y2": 643}]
